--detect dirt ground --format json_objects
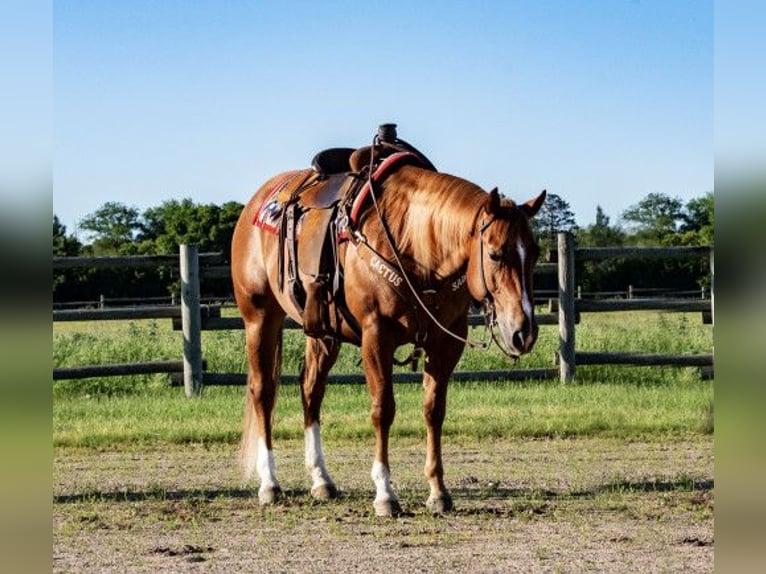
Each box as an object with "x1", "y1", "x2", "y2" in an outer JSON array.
[{"x1": 53, "y1": 436, "x2": 713, "y2": 573}]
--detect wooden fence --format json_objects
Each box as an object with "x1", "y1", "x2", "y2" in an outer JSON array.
[
  {"x1": 53, "y1": 235, "x2": 714, "y2": 395},
  {"x1": 554, "y1": 234, "x2": 714, "y2": 382}
]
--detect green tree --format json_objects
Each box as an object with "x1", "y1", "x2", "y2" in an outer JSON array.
[
  {"x1": 531, "y1": 192, "x2": 577, "y2": 253},
  {"x1": 53, "y1": 215, "x2": 83, "y2": 295},
  {"x1": 140, "y1": 198, "x2": 243, "y2": 256},
  {"x1": 621, "y1": 192, "x2": 684, "y2": 245},
  {"x1": 574, "y1": 207, "x2": 625, "y2": 293},
  {"x1": 79, "y1": 202, "x2": 143, "y2": 255},
  {"x1": 53, "y1": 215, "x2": 81, "y2": 257},
  {"x1": 679, "y1": 192, "x2": 714, "y2": 246},
  {"x1": 618, "y1": 192, "x2": 712, "y2": 292},
  {"x1": 576, "y1": 206, "x2": 625, "y2": 247}
]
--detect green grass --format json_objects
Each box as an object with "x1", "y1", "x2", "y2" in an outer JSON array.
[
  {"x1": 53, "y1": 311, "x2": 713, "y2": 448},
  {"x1": 53, "y1": 380, "x2": 713, "y2": 448}
]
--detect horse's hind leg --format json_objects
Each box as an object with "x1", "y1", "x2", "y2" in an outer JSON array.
[
  {"x1": 241, "y1": 305, "x2": 285, "y2": 505},
  {"x1": 301, "y1": 336, "x2": 340, "y2": 500}
]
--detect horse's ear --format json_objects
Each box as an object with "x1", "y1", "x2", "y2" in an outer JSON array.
[
  {"x1": 485, "y1": 187, "x2": 501, "y2": 216},
  {"x1": 520, "y1": 189, "x2": 546, "y2": 218}
]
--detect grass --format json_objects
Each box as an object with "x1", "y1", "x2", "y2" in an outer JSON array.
[{"x1": 53, "y1": 310, "x2": 713, "y2": 448}]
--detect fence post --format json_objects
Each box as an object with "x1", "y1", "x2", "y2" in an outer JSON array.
[
  {"x1": 557, "y1": 232, "x2": 576, "y2": 382},
  {"x1": 180, "y1": 244, "x2": 203, "y2": 397}
]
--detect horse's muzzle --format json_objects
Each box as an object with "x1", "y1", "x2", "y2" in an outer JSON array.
[{"x1": 499, "y1": 316, "x2": 538, "y2": 357}]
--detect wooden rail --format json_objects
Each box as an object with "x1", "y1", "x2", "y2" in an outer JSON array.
[
  {"x1": 52, "y1": 253, "x2": 225, "y2": 269},
  {"x1": 170, "y1": 312, "x2": 561, "y2": 332},
  {"x1": 176, "y1": 368, "x2": 560, "y2": 388},
  {"x1": 573, "y1": 352, "x2": 713, "y2": 367},
  {"x1": 54, "y1": 360, "x2": 187, "y2": 380},
  {"x1": 555, "y1": 233, "x2": 714, "y2": 382},
  {"x1": 53, "y1": 238, "x2": 714, "y2": 393}
]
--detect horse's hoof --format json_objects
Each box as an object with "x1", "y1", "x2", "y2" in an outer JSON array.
[
  {"x1": 426, "y1": 493, "x2": 454, "y2": 515},
  {"x1": 373, "y1": 498, "x2": 403, "y2": 517},
  {"x1": 311, "y1": 483, "x2": 339, "y2": 501},
  {"x1": 258, "y1": 486, "x2": 282, "y2": 505}
]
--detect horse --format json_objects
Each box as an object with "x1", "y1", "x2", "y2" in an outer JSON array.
[{"x1": 231, "y1": 127, "x2": 545, "y2": 516}]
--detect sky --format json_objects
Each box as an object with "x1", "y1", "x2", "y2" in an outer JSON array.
[{"x1": 53, "y1": 0, "x2": 714, "y2": 239}]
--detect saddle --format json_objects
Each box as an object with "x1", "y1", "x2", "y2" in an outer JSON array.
[{"x1": 268, "y1": 129, "x2": 435, "y2": 339}]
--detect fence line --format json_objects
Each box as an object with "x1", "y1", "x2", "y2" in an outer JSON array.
[
  {"x1": 52, "y1": 238, "x2": 714, "y2": 392},
  {"x1": 53, "y1": 360, "x2": 189, "y2": 380},
  {"x1": 52, "y1": 285, "x2": 708, "y2": 312},
  {"x1": 52, "y1": 253, "x2": 225, "y2": 269},
  {"x1": 555, "y1": 233, "x2": 713, "y2": 382}
]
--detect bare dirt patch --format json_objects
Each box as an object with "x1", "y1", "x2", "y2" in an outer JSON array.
[{"x1": 54, "y1": 436, "x2": 713, "y2": 573}]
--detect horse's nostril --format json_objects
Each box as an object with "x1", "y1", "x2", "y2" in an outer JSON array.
[{"x1": 512, "y1": 330, "x2": 525, "y2": 351}]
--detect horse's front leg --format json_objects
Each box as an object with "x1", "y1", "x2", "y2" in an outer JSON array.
[
  {"x1": 360, "y1": 319, "x2": 401, "y2": 517},
  {"x1": 422, "y1": 328, "x2": 466, "y2": 514},
  {"x1": 301, "y1": 336, "x2": 340, "y2": 500}
]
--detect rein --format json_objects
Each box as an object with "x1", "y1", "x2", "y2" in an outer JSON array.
[{"x1": 360, "y1": 137, "x2": 500, "y2": 354}]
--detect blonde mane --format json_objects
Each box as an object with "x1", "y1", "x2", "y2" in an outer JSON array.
[{"x1": 379, "y1": 168, "x2": 491, "y2": 279}]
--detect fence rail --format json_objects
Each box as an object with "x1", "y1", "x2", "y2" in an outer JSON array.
[
  {"x1": 555, "y1": 234, "x2": 713, "y2": 382},
  {"x1": 53, "y1": 360, "x2": 189, "y2": 380},
  {"x1": 52, "y1": 253, "x2": 226, "y2": 269},
  {"x1": 53, "y1": 235, "x2": 714, "y2": 393}
]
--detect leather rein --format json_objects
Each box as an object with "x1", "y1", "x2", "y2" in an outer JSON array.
[{"x1": 359, "y1": 137, "x2": 521, "y2": 360}]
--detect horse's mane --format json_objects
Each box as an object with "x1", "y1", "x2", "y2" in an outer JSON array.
[{"x1": 380, "y1": 167, "x2": 500, "y2": 278}]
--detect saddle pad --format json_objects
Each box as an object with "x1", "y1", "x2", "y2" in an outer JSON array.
[{"x1": 252, "y1": 170, "x2": 306, "y2": 234}]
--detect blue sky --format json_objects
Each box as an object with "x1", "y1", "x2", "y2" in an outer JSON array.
[{"x1": 53, "y1": 1, "x2": 713, "y2": 238}]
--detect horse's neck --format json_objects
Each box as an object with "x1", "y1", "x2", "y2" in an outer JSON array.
[{"x1": 381, "y1": 169, "x2": 485, "y2": 281}]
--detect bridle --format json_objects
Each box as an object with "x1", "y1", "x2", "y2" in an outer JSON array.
[
  {"x1": 477, "y1": 216, "x2": 522, "y2": 360},
  {"x1": 361, "y1": 139, "x2": 525, "y2": 360}
]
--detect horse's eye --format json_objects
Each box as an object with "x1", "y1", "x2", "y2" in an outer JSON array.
[{"x1": 488, "y1": 250, "x2": 503, "y2": 262}]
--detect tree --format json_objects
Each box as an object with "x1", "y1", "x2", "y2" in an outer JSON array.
[
  {"x1": 573, "y1": 207, "x2": 625, "y2": 293},
  {"x1": 618, "y1": 192, "x2": 712, "y2": 291},
  {"x1": 53, "y1": 215, "x2": 83, "y2": 295},
  {"x1": 680, "y1": 192, "x2": 713, "y2": 246},
  {"x1": 621, "y1": 192, "x2": 684, "y2": 245},
  {"x1": 531, "y1": 192, "x2": 577, "y2": 252},
  {"x1": 140, "y1": 198, "x2": 243, "y2": 256},
  {"x1": 79, "y1": 202, "x2": 143, "y2": 255},
  {"x1": 576, "y1": 206, "x2": 625, "y2": 247},
  {"x1": 53, "y1": 215, "x2": 81, "y2": 257}
]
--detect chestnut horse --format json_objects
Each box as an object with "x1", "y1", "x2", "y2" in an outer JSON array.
[{"x1": 231, "y1": 134, "x2": 545, "y2": 516}]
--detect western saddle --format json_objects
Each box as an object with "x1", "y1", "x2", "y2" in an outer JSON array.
[{"x1": 275, "y1": 124, "x2": 435, "y2": 339}]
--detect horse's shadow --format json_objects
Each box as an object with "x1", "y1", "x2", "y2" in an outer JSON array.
[{"x1": 53, "y1": 477, "x2": 713, "y2": 511}]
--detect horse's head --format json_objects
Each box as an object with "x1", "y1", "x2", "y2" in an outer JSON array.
[{"x1": 467, "y1": 188, "x2": 546, "y2": 358}]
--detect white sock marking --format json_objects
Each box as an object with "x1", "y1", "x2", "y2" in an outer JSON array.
[
  {"x1": 371, "y1": 460, "x2": 396, "y2": 503},
  {"x1": 256, "y1": 437, "x2": 278, "y2": 490},
  {"x1": 305, "y1": 422, "x2": 331, "y2": 488}
]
